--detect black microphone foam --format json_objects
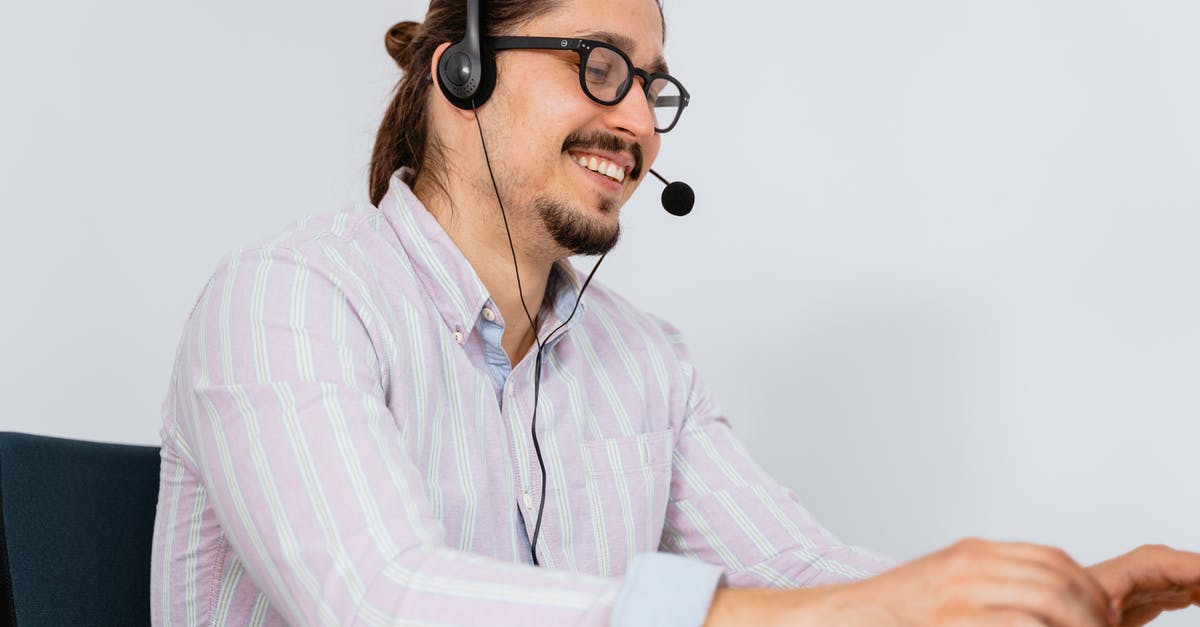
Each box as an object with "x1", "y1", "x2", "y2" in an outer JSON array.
[
  {"x1": 661, "y1": 181, "x2": 694, "y2": 216},
  {"x1": 648, "y1": 169, "x2": 694, "y2": 216}
]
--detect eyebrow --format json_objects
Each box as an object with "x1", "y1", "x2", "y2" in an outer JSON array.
[{"x1": 577, "y1": 30, "x2": 670, "y2": 75}]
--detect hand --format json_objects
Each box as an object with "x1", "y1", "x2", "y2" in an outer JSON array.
[
  {"x1": 835, "y1": 538, "x2": 1115, "y2": 626},
  {"x1": 1087, "y1": 544, "x2": 1200, "y2": 626}
]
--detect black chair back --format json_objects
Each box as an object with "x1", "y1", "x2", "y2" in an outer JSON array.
[{"x1": 0, "y1": 432, "x2": 160, "y2": 626}]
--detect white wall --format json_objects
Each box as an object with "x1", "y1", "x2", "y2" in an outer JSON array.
[{"x1": 2, "y1": 0, "x2": 1196, "y2": 621}]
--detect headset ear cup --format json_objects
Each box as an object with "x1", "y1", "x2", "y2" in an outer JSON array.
[
  {"x1": 437, "y1": 40, "x2": 496, "y2": 110},
  {"x1": 437, "y1": 41, "x2": 474, "y2": 109}
]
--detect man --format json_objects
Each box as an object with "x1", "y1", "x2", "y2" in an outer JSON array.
[{"x1": 152, "y1": 0, "x2": 1200, "y2": 624}]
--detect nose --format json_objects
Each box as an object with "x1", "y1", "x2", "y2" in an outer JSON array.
[{"x1": 603, "y1": 78, "x2": 657, "y2": 142}]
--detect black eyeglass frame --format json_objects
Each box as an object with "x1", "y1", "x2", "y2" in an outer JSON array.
[{"x1": 489, "y1": 36, "x2": 690, "y2": 133}]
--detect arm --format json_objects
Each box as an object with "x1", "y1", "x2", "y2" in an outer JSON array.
[
  {"x1": 169, "y1": 246, "x2": 622, "y2": 625},
  {"x1": 657, "y1": 322, "x2": 894, "y2": 587},
  {"x1": 703, "y1": 539, "x2": 1121, "y2": 627},
  {"x1": 655, "y1": 323, "x2": 1119, "y2": 627}
]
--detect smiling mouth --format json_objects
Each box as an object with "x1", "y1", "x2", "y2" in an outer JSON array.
[{"x1": 569, "y1": 152, "x2": 628, "y2": 183}]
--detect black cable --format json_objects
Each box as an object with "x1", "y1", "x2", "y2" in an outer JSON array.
[
  {"x1": 472, "y1": 99, "x2": 541, "y2": 336},
  {"x1": 470, "y1": 99, "x2": 607, "y2": 566},
  {"x1": 525, "y1": 255, "x2": 606, "y2": 565}
]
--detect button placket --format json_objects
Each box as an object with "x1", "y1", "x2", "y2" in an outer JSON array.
[
  {"x1": 501, "y1": 373, "x2": 525, "y2": 521},
  {"x1": 504, "y1": 366, "x2": 543, "y2": 544}
]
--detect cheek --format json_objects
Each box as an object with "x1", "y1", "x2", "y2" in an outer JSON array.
[
  {"x1": 496, "y1": 60, "x2": 590, "y2": 132},
  {"x1": 641, "y1": 136, "x2": 662, "y2": 172}
]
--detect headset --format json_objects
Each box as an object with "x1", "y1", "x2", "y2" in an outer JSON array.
[{"x1": 436, "y1": 0, "x2": 695, "y2": 215}]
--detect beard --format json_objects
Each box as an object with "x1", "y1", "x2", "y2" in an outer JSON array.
[
  {"x1": 535, "y1": 195, "x2": 621, "y2": 256},
  {"x1": 528, "y1": 129, "x2": 641, "y2": 256}
]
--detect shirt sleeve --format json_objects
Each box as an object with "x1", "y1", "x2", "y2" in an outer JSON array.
[
  {"x1": 611, "y1": 552, "x2": 722, "y2": 627},
  {"x1": 169, "y1": 245, "x2": 623, "y2": 626},
  {"x1": 657, "y1": 322, "x2": 899, "y2": 589}
]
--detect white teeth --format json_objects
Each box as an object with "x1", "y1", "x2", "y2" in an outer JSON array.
[{"x1": 573, "y1": 153, "x2": 625, "y2": 183}]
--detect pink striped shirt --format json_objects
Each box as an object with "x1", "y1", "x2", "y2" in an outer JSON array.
[{"x1": 151, "y1": 174, "x2": 893, "y2": 626}]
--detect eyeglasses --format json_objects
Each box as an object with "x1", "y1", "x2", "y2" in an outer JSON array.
[{"x1": 490, "y1": 36, "x2": 690, "y2": 133}]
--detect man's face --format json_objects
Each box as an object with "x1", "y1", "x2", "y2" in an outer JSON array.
[{"x1": 473, "y1": 0, "x2": 666, "y2": 258}]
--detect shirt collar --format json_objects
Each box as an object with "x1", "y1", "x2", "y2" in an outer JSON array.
[
  {"x1": 377, "y1": 170, "x2": 588, "y2": 343},
  {"x1": 541, "y1": 258, "x2": 588, "y2": 342}
]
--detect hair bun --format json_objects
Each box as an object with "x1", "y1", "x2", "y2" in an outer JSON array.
[{"x1": 385, "y1": 21, "x2": 421, "y2": 69}]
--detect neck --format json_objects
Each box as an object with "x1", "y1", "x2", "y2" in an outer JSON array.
[{"x1": 413, "y1": 174, "x2": 555, "y2": 367}]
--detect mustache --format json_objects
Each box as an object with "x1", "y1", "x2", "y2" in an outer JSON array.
[{"x1": 561, "y1": 131, "x2": 644, "y2": 181}]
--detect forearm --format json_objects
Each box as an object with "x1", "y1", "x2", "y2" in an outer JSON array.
[
  {"x1": 348, "y1": 546, "x2": 621, "y2": 626},
  {"x1": 703, "y1": 585, "x2": 855, "y2": 627}
]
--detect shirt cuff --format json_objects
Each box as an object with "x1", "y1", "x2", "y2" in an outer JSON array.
[{"x1": 611, "y1": 552, "x2": 723, "y2": 627}]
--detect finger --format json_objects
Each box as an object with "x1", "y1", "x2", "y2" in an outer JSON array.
[
  {"x1": 1122, "y1": 587, "x2": 1196, "y2": 614},
  {"x1": 970, "y1": 574, "x2": 1110, "y2": 627},
  {"x1": 1094, "y1": 544, "x2": 1200, "y2": 622},
  {"x1": 1133, "y1": 544, "x2": 1200, "y2": 588},
  {"x1": 1117, "y1": 588, "x2": 1193, "y2": 627},
  {"x1": 998, "y1": 542, "x2": 1114, "y2": 621}
]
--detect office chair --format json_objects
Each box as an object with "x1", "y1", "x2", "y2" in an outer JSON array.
[{"x1": 0, "y1": 431, "x2": 160, "y2": 626}]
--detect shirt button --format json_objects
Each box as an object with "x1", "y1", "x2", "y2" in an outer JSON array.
[
  {"x1": 522, "y1": 492, "x2": 534, "y2": 509},
  {"x1": 453, "y1": 331, "x2": 463, "y2": 344},
  {"x1": 482, "y1": 307, "x2": 496, "y2": 322},
  {"x1": 506, "y1": 380, "x2": 515, "y2": 397}
]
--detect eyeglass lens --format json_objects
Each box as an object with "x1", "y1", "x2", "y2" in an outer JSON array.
[{"x1": 583, "y1": 46, "x2": 683, "y2": 131}]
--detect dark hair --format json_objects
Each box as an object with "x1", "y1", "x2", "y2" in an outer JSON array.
[
  {"x1": 370, "y1": 1, "x2": 562, "y2": 205},
  {"x1": 368, "y1": 0, "x2": 665, "y2": 205}
]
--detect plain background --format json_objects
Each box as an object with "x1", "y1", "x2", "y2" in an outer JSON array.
[{"x1": 2, "y1": 0, "x2": 1196, "y2": 622}]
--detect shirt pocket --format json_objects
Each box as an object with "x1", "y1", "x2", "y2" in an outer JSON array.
[
  {"x1": 582, "y1": 429, "x2": 674, "y2": 477},
  {"x1": 573, "y1": 429, "x2": 674, "y2": 574}
]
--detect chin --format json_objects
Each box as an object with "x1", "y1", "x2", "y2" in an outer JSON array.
[{"x1": 536, "y1": 196, "x2": 622, "y2": 257}]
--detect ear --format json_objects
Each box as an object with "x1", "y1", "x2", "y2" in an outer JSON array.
[{"x1": 430, "y1": 42, "x2": 478, "y2": 120}]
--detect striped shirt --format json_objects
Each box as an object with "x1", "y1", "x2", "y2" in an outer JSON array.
[{"x1": 151, "y1": 173, "x2": 894, "y2": 626}]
